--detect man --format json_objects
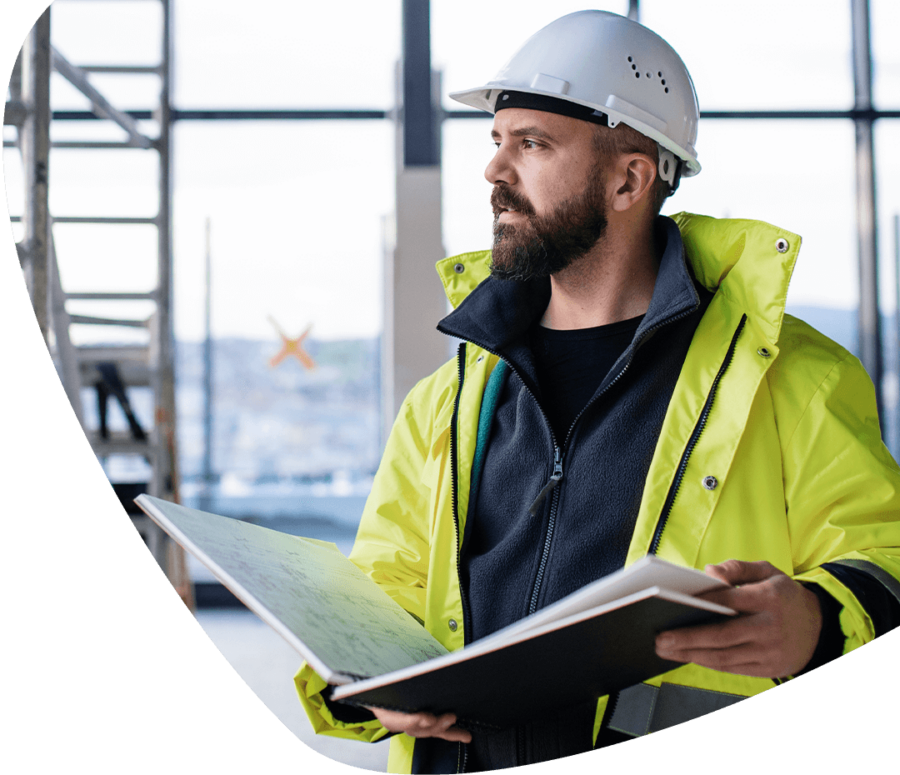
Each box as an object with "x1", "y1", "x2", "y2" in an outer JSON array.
[{"x1": 296, "y1": 10, "x2": 900, "y2": 772}]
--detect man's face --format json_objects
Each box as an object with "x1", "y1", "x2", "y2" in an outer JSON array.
[{"x1": 486, "y1": 108, "x2": 609, "y2": 281}]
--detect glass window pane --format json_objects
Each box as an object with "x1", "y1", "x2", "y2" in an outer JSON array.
[
  {"x1": 664, "y1": 119, "x2": 857, "y2": 333},
  {"x1": 49, "y1": 148, "x2": 159, "y2": 217},
  {"x1": 433, "y1": 1, "x2": 629, "y2": 111},
  {"x1": 172, "y1": 121, "x2": 392, "y2": 342},
  {"x1": 876, "y1": 120, "x2": 900, "y2": 453},
  {"x1": 642, "y1": 0, "x2": 853, "y2": 111},
  {"x1": 442, "y1": 117, "x2": 494, "y2": 258},
  {"x1": 51, "y1": 0, "x2": 163, "y2": 67},
  {"x1": 877, "y1": 121, "x2": 900, "y2": 312},
  {"x1": 873, "y1": 0, "x2": 900, "y2": 108},
  {"x1": 172, "y1": 121, "x2": 387, "y2": 535},
  {"x1": 53, "y1": 223, "x2": 160, "y2": 293},
  {"x1": 172, "y1": 0, "x2": 400, "y2": 109}
]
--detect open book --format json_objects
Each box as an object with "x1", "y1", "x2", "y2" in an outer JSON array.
[{"x1": 136, "y1": 495, "x2": 733, "y2": 729}]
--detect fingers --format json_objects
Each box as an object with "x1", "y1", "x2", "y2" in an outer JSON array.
[
  {"x1": 368, "y1": 707, "x2": 473, "y2": 743},
  {"x1": 657, "y1": 613, "x2": 760, "y2": 653},
  {"x1": 656, "y1": 639, "x2": 772, "y2": 676},
  {"x1": 655, "y1": 629, "x2": 802, "y2": 678},
  {"x1": 704, "y1": 559, "x2": 784, "y2": 586},
  {"x1": 699, "y1": 572, "x2": 791, "y2": 613},
  {"x1": 656, "y1": 614, "x2": 765, "y2": 672},
  {"x1": 656, "y1": 573, "x2": 824, "y2": 678}
]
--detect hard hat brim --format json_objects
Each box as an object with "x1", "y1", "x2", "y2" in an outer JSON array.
[{"x1": 449, "y1": 85, "x2": 701, "y2": 177}]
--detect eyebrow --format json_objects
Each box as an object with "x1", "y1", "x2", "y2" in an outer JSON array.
[{"x1": 491, "y1": 125, "x2": 555, "y2": 142}]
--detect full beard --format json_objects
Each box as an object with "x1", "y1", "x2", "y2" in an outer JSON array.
[{"x1": 489, "y1": 177, "x2": 608, "y2": 282}]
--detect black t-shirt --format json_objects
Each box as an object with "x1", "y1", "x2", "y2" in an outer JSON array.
[{"x1": 529, "y1": 315, "x2": 644, "y2": 443}]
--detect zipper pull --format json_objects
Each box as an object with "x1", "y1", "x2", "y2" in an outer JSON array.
[{"x1": 528, "y1": 447, "x2": 564, "y2": 516}]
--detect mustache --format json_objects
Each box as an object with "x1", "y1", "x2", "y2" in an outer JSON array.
[{"x1": 490, "y1": 185, "x2": 536, "y2": 217}]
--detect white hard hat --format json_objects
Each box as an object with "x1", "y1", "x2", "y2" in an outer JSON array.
[{"x1": 449, "y1": 10, "x2": 701, "y2": 180}]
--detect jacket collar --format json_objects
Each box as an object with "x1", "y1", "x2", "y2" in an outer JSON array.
[
  {"x1": 436, "y1": 216, "x2": 700, "y2": 357},
  {"x1": 669, "y1": 212, "x2": 800, "y2": 346},
  {"x1": 435, "y1": 212, "x2": 802, "y2": 348}
]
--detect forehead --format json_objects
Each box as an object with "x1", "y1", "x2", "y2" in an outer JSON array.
[{"x1": 490, "y1": 107, "x2": 594, "y2": 143}]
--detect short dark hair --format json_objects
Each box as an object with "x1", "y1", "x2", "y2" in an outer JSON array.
[{"x1": 591, "y1": 123, "x2": 670, "y2": 217}]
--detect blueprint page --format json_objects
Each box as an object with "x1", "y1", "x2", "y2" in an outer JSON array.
[{"x1": 137, "y1": 496, "x2": 448, "y2": 683}]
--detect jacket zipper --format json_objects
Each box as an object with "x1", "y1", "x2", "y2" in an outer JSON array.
[
  {"x1": 450, "y1": 343, "x2": 470, "y2": 775},
  {"x1": 450, "y1": 342, "x2": 471, "y2": 635},
  {"x1": 648, "y1": 314, "x2": 748, "y2": 555}
]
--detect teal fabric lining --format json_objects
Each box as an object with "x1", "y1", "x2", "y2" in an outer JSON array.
[{"x1": 469, "y1": 359, "x2": 508, "y2": 504}]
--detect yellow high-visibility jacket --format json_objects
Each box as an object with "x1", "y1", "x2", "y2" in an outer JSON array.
[{"x1": 295, "y1": 212, "x2": 900, "y2": 773}]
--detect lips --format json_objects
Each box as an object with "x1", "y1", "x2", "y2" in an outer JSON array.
[{"x1": 491, "y1": 185, "x2": 534, "y2": 218}]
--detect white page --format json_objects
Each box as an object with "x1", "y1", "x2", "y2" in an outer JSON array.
[
  {"x1": 136, "y1": 496, "x2": 448, "y2": 684},
  {"x1": 486, "y1": 555, "x2": 730, "y2": 642}
]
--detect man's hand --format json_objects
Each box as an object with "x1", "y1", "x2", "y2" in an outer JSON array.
[
  {"x1": 654, "y1": 559, "x2": 823, "y2": 678},
  {"x1": 366, "y1": 707, "x2": 472, "y2": 743}
]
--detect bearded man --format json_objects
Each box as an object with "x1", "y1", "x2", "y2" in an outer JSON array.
[{"x1": 295, "y1": 11, "x2": 900, "y2": 773}]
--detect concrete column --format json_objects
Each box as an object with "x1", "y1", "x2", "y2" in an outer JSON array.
[
  {"x1": 383, "y1": 167, "x2": 448, "y2": 441},
  {"x1": 382, "y1": 0, "x2": 449, "y2": 442}
]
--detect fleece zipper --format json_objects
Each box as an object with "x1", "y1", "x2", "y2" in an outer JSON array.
[{"x1": 524, "y1": 305, "x2": 699, "y2": 615}]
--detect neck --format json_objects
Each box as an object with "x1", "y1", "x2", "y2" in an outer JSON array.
[{"x1": 540, "y1": 219, "x2": 660, "y2": 330}]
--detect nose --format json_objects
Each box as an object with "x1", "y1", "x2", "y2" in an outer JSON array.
[{"x1": 484, "y1": 141, "x2": 516, "y2": 186}]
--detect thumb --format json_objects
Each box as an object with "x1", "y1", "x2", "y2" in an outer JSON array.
[{"x1": 705, "y1": 559, "x2": 785, "y2": 586}]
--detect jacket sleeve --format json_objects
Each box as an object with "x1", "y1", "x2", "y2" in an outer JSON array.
[
  {"x1": 294, "y1": 662, "x2": 390, "y2": 742},
  {"x1": 347, "y1": 356, "x2": 463, "y2": 616},
  {"x1": 778, "y1": 346, "x2": 900, "y2": 654},
  {"x1": 294, "y1": 368, "x2": 455, "y2": 740}
]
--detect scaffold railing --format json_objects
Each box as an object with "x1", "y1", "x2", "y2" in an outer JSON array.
[{"x1": 5, "y1": 1, "x2": 191, "y2": 609}]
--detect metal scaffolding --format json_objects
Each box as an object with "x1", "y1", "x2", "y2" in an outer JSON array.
[{"x1": 5, "y1": 0, "x2": 189, "y2": 605}]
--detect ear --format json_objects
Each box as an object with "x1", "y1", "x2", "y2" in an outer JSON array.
[{"x1": 607, "y1": 153, "x2": 658, "y2": 213}]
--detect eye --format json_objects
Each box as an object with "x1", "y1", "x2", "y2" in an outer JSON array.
[{"x1": 523, "y1": 138, "x2": 540, "y2": 150}]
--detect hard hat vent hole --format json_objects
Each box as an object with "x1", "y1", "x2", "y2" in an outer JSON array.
[
  {"x1": 635, "y1": 72, "x2": 640, "y2": 78},
  {"x1": 631, "y1": 64, "x2": 636, "y2": 71},
  {"x1": 628, "y1": 56, "x2": 633, "y2": 62},
  {"x1": 659, "y1": 73, "x2": 668, "y2": 94}
]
